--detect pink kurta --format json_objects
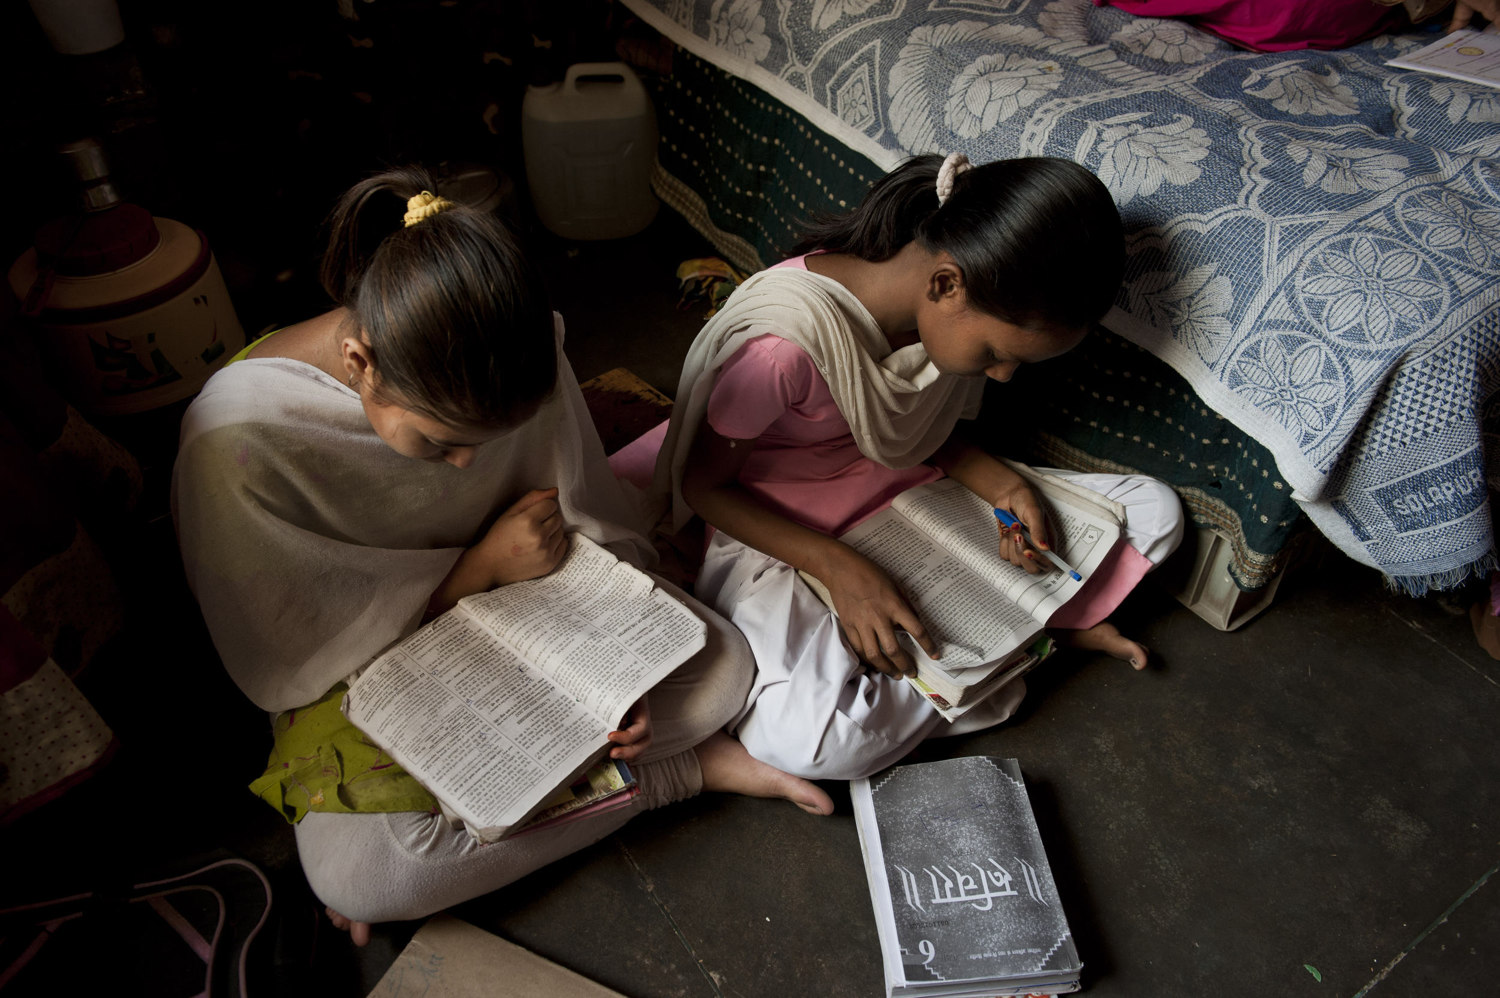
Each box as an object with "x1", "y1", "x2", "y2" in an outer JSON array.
[{"x1": 707, "y1": 333, "x2": 942, "y2": 537}]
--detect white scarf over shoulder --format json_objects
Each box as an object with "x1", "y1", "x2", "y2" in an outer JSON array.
[
  {"x1": 654, "y1": 267, "x2": 985, "y2": 532},
  {"x1": 172, "y1": 316, "x2": 654, "y2": 713}
]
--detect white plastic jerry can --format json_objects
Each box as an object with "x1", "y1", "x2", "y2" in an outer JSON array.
[{"x1": 522, "y1": 62, "x2": 660, "y2": 240}]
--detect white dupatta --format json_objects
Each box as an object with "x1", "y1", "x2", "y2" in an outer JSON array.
[
  {"x1": 173, "y1": 316, "x2": 654, "y2": 713},
  {"x1": 654, "y1": 267, "x2": 985, "y2": 532}
]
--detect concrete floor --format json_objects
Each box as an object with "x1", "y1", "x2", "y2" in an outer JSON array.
[{"x1": 6, "y1": 208, "x2": 1497, "y2": 998}]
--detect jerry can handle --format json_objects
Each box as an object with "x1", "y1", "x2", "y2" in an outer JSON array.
[{"x1": 563, "y1": 61, "x2": 636, "y2": 93}]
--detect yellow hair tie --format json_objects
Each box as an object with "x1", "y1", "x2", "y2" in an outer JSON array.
[{"x1": 403, "y1": 190, "x2": 457, "y2": 228}]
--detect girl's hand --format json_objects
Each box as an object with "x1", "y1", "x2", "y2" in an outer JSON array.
[
  {"x1": 818, "y1": 543, "x2": 937, "y2": 678},
  {"x1": 931, "y1": 437, "x2": 1057, "y2": 576},
  {"x1": 1450, "y1": 1, "x2": 1498, "y2": 32},
  {"x1": 478, "y1": 487, "x2": 568, "y2": 586},
  {"x1": 425, "y1": 487, "x2": 568, "y2": 618},
  {"x1": 990, "y1": 479, "x2": 1054, "y2": 575},
  {"x1": 607, "y1": 695, "x2": 652, "y2": 763}
]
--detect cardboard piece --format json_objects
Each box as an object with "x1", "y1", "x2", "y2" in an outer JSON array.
[{"x1": 367, "y1": 914, "x2": 625, "y2": 998}]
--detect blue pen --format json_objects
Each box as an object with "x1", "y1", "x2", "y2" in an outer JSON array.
[{"x1": 993, "y1": 508, "x2": 1083, "y2": 581}]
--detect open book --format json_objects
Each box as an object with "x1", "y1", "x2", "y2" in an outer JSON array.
[
  {"x1": 802, "y1": 463, "x2": 1123, "y2": 720},
  {"x1": 341, "y1": 534, "x2": 706, "y2": 842}
]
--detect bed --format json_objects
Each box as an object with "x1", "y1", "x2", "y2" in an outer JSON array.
[{"x1": 620, "y1": 0, "x2": 1500, "y2": 608}]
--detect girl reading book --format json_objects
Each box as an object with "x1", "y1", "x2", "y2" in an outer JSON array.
[
  {"x1": 656, "y1": 154, "x2": 1186, "y2": 781},
  {"x1": 172, "y1": 166, "x2": 832, "y2": 946}
]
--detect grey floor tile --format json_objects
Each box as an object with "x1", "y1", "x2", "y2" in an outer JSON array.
[
  {"x1": 930, "y1": 562, "x2": 1500, "y2": 996},
  {"x1": 451, "y1": 835, "x2": 721, "y2": 998},
  {"x1": 612, "y1": 794, "x2": 884, "y2": 998},
  {"x1": 1362, "y1": 862, "x2": 1500, "y2": 996}
]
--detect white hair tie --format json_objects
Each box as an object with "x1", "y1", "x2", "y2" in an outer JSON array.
[{"x1": 935, "y1": 152, "x2": 973, "y2": 207}]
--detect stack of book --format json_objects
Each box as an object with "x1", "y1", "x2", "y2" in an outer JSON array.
[
  {"x1": 904, "y1": 635, "x2": 1053, "y2": 719},
  {"x1": 851, "y1": 756, "x2": 1083, "y2": 997},
  {"x1": 514, "y1": 758, "x2": 639, "y2": 836}
]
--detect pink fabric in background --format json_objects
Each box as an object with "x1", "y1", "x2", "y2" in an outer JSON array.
[
  {"x1": 1095, "y1": 0, "x2": 1400, "y2": 52},
  {"x1": 609, "y1": 417, "x2": 670, "y2": 491}
]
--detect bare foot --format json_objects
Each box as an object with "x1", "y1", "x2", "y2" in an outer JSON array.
[
  {"x1": 325, "y1": 906, "x2": 373, "y2": 947},
  {"x1": 1052, "y1": 620, "x2": 1149, "y2": 670},
  {"x1": 694, "y1": 731, "x2": 835, "y2": 815}
]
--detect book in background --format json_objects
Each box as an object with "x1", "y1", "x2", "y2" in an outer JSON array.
[
  {"x1": 513, "y1": 758, "x2": 640, "y2": 836},
  {"x1": 1385, "y1": 24, "x2": 1500, "y2": 89},
  {"x1": 851, "y1": 756, "x2": 1082, "y2": 998}
]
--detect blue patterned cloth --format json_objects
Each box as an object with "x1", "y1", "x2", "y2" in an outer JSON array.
[{"x1": 623, "y1": 0, "x2": 1500, "y2": 593}]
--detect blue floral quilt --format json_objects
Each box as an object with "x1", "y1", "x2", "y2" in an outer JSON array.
[{"x1": 622, "y1": 0, "x2": 1500, "y2": 593}]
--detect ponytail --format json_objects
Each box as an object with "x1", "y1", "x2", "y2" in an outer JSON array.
[
  {"x1": 320, "y1": 165, "x2": 557, "y2": 428},
  {"x1": 794, "y1": 154, "x2": 1124, "y2": 334},
  {"x1": 792, "y1": 155, "x2": 945, "y2": 262}
]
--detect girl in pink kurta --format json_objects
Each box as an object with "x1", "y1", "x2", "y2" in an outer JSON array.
[{"x1": 656, "y1": 154, "x2": 1184, "y2": 780}]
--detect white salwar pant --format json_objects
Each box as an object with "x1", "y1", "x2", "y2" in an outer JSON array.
[{"x1": 697, "y1": 469, "x2": 1184, "y2": 781}]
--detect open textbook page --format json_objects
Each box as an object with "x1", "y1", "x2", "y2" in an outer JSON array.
[
  {"x1": 342, "y1": 533, "x2": 706, "y2": 841},
  {"x1": 835, "y1": 466, "x2": 1123, "y2": 681}
]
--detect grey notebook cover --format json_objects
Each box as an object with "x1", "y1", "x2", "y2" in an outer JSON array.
[{"x1": 861, "y1": 756, "x2": 1080, "y2": 989}]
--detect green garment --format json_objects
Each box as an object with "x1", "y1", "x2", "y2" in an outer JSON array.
[
  {"x1": 225, "y1": 328, "x2": 279, "y2": 365},
  {"x1": 249, "y1": 682, "x2": 437, "y2": 823}
]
